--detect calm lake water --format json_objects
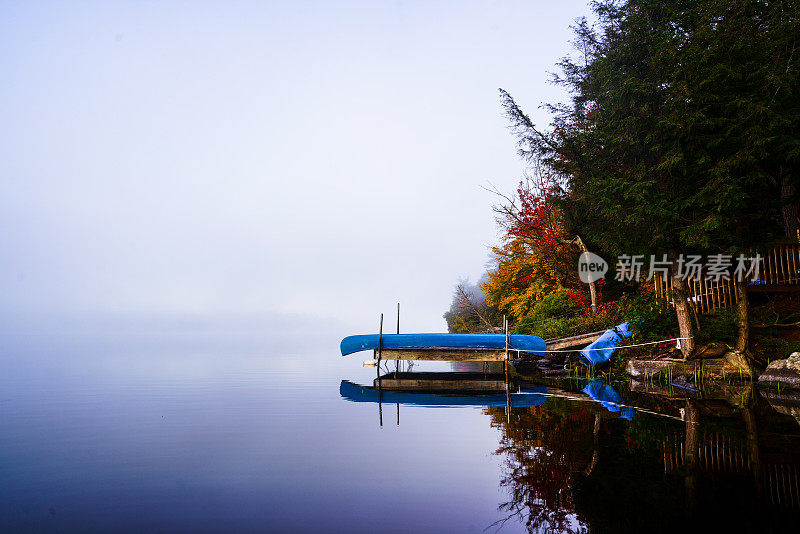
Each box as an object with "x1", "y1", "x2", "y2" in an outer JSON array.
[{"x1": 2, "y1": 320, "x2": 799, "y2": 533}]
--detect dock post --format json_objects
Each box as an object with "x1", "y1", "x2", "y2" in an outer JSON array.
[
  {"x1": 377, "y1": 313, "x2": 384, "y2": 370},
  {"x1": 504, "y1": 315, "x2": 510, "y2": 375},
  {"x1": 395, "y1": 303, "x2": 400, "y2": 423},
  {"x1": 378, "y1": 313, "x2": 383, "y2": 427},
  {"x1": 504, "y1": 316, "x2": 511, "y2": 424}
]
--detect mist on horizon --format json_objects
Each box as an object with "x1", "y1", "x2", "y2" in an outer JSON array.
[{"x1": 0, "y1": 0, "x2": 590, "y2": 333}]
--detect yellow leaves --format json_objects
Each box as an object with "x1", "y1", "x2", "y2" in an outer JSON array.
[
  {"x1": 482, "y1": 236, "x2": 580, "y2": 320},
  {"x1": 451, "y1": 316, "x2": 472, "y2": 333}
]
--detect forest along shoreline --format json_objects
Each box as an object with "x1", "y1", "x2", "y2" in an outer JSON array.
[{"x1": 443, "y1": 0, "x2": 800, "y2": 404}]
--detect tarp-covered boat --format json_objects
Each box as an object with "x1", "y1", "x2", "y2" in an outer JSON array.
[
  {"x1": 340, "y1": 333, "x2": 545, "y2": 357},
  {"x1": 578, "y1": 322, "x2": 632, "y2": 366}
]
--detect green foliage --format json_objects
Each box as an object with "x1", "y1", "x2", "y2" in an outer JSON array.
[
  {"x1": 754, "y1": 336, "x2": 800, "y2": 361},
  {"x1": 495, "y1": 0, "x2": 800, "y2": 358},
  {"x1": 619, "y1": 289, "x2": 678, "y2": 339},
  {"x1": 696, "y1": 310, "x2": 738, "y2": 345},
  {"x1": 513, "y1": 290, "x2": 622, "y2": 339},
  {"x1": 529, "y1": 291, "x2": 581, "y2": 324},
  {"x1": 500, "y1": 0, "x2": 798, "y2": 256}
]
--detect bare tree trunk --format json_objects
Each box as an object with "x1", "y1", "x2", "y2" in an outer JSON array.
[
  {"x1": 735, "y1": 278, "x2": 749, "y2": 353},
  {"x1": 780, "y1": 168, "x2": 799, "y2": 240},
  {"x1": 669, "y1": 255, "x2": 696, "y2": 358},
  {"x1": 573, "y1": 236, "x2": 597, "y2": 314},
  {"x1": 455, "y1": 283, "x2": 494, "y2": 331}
]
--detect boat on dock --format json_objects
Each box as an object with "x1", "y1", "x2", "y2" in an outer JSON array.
[
  {"x1": 340, "y1": 333, "x2": 545, "y2": 357},
  {"x1": 339, "y1": 321, "x2": 629, "y2": 365}
]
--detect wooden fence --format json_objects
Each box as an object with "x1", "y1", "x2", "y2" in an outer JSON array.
[
  {"x1": 653, "y1": 243, "x2": 800, "y2": 314},
  {"x1": 760, "y1": 243, "x2": 800, "y2": 285}
]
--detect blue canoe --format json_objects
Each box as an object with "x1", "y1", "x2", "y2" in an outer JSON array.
[
  {"x1": 578, "y1": 322, "x2": 632, "y2": 366},
  {"x1": 340, "y1": 333, "x2": 545, "y2": 357},
  {"x1": 339, "y1": 380, "x2": 548, "y2": 408}
]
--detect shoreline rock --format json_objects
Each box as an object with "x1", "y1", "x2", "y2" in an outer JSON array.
[
  {"x1": 626, "y1": 351, "x2": 752, "y2": 381},
  {"x1": 757, "y1": 352, "x2": 800, "y2": 390}
]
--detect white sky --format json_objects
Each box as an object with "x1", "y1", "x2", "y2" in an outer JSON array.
[{"x1": 0, "y1": 0, "x2": 591, "y2": 333}]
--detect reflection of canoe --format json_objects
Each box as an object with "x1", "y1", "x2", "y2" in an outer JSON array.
[
  {"x1": 340, "y1": 333, "x2": 545, "y2": 356},
  {"x1": 339, "y1": 380, "x2": 547, "y2": 408}
]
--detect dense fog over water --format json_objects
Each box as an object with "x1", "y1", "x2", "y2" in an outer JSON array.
[{"x1": 0, "y1": 0, "x2": 591, "y2": 332}]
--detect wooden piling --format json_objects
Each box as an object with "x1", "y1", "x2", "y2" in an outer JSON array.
[
  {"x1": 395, "y1": 303, "x2": 400, "y2": 377},
  {"x1": 377, "y1": 313, "x2": 383, "y2": 427}
]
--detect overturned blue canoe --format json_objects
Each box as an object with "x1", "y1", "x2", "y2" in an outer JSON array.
[
  {"x1": 578, "y1": 322, "x2": 632, "y2": 366},
  {"x1": 339, "y1": 380, "x2": 547, "y2": 408},
  {"x1": 340, "y1": 333, "x2": 545, "y2": 357}
]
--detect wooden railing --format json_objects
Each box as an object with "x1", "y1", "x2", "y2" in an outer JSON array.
[
  {"x1": 759, "y1": 242, "x2": 800, "y2": 285},
  {"x1": 654, "y1": 243, "x2": 800, "y2": 313}
]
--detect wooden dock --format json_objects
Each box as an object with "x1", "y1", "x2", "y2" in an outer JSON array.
[
  {"x1": 545, "y1": 330, "x2": 605, "y2": 351},
  {"x1": 374, "y1": 347, "x2": 507, "y2": 361},
  {"x1": 372, "y1": 331, "x2": 603, "y2": 362}
]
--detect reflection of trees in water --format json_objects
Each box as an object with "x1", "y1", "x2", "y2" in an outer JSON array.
[
  {"x1": 486, "y1": 403, "x2": 599, "y2": 533},
  {"x1": 487, "y1": 393, "x2": 800, "y2": 532}
]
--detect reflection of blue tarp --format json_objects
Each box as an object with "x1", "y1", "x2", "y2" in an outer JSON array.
[
  {"x1": 339, "y1": 380, "x2": 547, "y2": 408},
  {"x1": 579, "y1": 322, "x2": 632, "y2": 366},
  {"x1": 582, "y1": 380, "x2": 635, "y2": 420}
]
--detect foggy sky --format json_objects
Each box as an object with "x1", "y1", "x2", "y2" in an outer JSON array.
[{"x1": 0, "y1": 0, "x2": 591, "y2": 333}]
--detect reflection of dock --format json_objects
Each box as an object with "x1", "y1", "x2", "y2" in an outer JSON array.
[
  {"x1": 372, "y1": 372, "x2": 507, "y2": 391},
  {"x1": 339, "y1": 379, "x2": 547, "y2": 409},
  {"x1": 341, "y1": 371, "x2": 639, "y2": 428}
]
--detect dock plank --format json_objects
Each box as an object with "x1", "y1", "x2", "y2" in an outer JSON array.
[{"x1": 545, "y1": 330, "x2": 605, "y2": 351}]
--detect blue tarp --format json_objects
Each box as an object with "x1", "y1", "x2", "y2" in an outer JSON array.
[
  {"x1": 582, "y1": 379, "x2": 635, "y2": 420},
  {"x1": 578, "y1": 322, "x2": 633, "y2": 366}
]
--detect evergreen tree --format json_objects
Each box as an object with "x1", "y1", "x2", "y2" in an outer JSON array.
[{"x1": 502, "y1": 0, "x2": 799, "y2": 356}]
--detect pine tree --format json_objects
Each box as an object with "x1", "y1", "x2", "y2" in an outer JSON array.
[{"x1": 501, "y1": 0, "x2": 800, "y2": 356}]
